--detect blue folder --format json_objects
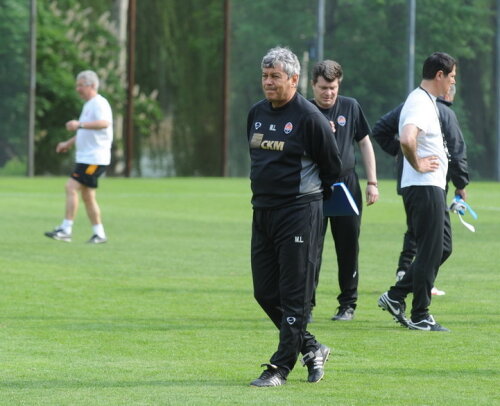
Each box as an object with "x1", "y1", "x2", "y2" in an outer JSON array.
[{"x1": 323, "y1": 182, "x2": 360, "y2": 216}]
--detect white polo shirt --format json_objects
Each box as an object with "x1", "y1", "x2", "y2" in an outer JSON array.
[
  {"x1": 399, "y1": 87, "x2": 448, "y2": 190},
  {"x1": 75, "y1": 94, "x2": 113, "y2": 165}
]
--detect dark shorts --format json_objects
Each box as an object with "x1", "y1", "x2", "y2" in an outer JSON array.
[{"x1": 71, "y1": 163, "x2": 107, "y2": 188}]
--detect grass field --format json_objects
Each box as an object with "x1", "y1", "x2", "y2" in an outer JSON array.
[{"x1": 0, "y1": 177, "x2": 499, "y2": 405}]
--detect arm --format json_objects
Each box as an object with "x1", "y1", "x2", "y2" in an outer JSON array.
[
  {"x1": 56, "y1": 136, "x2": 76, "y2": 153},
  {"x1": 358, "y1": 136, "x2": 379, "y2": 205},
  {"x1": 400, "y1": 124, "x2": 439, "y2": 173},
  {"x1": 371, "y1": 104, "x2": 403, "y2": 157},
  {"x1": 60, "y1": 114, "x2": 111, "y2": 153},
  {"x1": 304, "y1": 112, "x2": 342, "y2": 193},
  {"x1": 66, "y1": 119, "x2": 111, "y2": 131},
  {"x1": 439, "y1": 107, "x2": 469, "y2": 192}
]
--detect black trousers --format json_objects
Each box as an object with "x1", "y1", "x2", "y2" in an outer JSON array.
[
  {"x1": 314, "y1": 171, "x2": 362, "y2": 309},
  {"x1": 397, "y1": 209, "x2": 452, "y2": 273},
  {"x1": 251, "y1": 200, "x2": 322, "y2": 371},
  {"x1": 389, "y1": 186, "x2": 448, "y2": 322}
]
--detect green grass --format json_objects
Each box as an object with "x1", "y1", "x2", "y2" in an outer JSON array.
[{"x1": 0, "y1": 177, "x2": 499, "y2": 405}]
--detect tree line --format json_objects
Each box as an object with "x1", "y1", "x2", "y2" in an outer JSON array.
[{"x1": 0, "y1": 0, "x2": 497, "y2": 179}]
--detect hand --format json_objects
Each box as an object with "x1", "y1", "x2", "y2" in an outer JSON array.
[
  {"x1": 417, "y1": 155, "x2": 439, "y2": 173},
  {"x1": 366, "y1": 184, "x2": 379, "y2": 206},
  {"x1": 455, "y1": 188, "x2": 467, "y2": 200},
  {"x1": 66, "y1": 120, "x2": 79, "y2": 131},
  {"x1": 329, "y1": 120, "x2": 336, "y2": 133},
  {"x1": 56, "y1": 141, "x2": 69, "y2": 153}
]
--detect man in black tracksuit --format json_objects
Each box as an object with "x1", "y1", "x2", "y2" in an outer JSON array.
[
  {"x1": 248, "y1": 47, "x2": 342, "y2": 387},
  {"x1": 372, "y1": 84, "x2": 469, "y2": 289},
  {"x1": 310, "y1": 60, "x2": 379, "y2": 322}
]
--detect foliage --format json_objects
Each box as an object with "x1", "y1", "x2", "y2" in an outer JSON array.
[
  {"x1": 131, "y1": 86, "x2": 164, "y2": 176},
  {"x1": 0, "y1": 158, "x2": 27, "y2": 176},
  {"x1": 0, "y1": 177, "x2": 499, "y2": 404},
  {"x1": 135, "y1": 0, "x2": 226, "y2": 176},
  {"x1": 228, "y1": 0, "x2": 499, "y2": 179},
  {"x1": 0, "y1": 0, "x2": 31, "y2": 173},
  {"x1": 3, "y1": 1, "x2": 499, "y2": 178},
  {"x1": 416, "y1": 0, "x2": 495, "y2": 177}
]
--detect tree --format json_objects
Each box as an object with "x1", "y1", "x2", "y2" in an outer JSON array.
[
  {"x1": 228, "y1": 0, "x2": 498, "y2": 179},
  {"x1": 135, "y1": 0, "x2": 226, "y2": 176},
  {"x1": 0, "y1": 0, "x2": 31, "y2": 174}
]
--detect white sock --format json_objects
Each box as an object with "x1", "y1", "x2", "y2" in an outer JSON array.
[
  {"x1": 92, "y1": 224, "x2": 105, "y2": 238},
  {"x1": 60, "y1": 219, "x2": 73, "y2": 235}
]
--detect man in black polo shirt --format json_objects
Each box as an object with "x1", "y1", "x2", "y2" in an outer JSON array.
[
  {"x1": 310, "y1": 60, "x2": 379, "y2": 321},
  {"x1": 247, "y1": 47, "x2": 341, "y2": 387}
]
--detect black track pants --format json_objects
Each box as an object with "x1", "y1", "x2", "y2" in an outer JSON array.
[
  {"x1": 397, "y1": 209, "x2": 452, "y2": 273},
  {"x1": 389, "y1": 186, "x2": 447, "y2": 322},
  {"x1": 314, "y1": 171, "x2": 362, "y2": 309},
  {"x1": 251, "y1": 200, "x2": 322, "y2": 371}
]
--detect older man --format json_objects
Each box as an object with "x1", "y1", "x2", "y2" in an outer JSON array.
[
  {"x1": 45, "y1": 70, "x2": 113, "y2": 244},
  {"x1": 247, "y1": 47, "x2": 341, "y2": 387}
]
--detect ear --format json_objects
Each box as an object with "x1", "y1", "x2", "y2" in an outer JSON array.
[{"x1": 290, "y1": 74, "x2": 299, "y2": 87}]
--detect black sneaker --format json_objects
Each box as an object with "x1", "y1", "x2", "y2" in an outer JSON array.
[
  {"x1": 87, "y1": 234, "x2": 107, "y2": 244},
  {"x1": 408, "y1": 315, "x2": 450, "y2": 332},
  {"x1": 250, "y1": 364, "x2": 287, "y2": 387},
  {"x1": 378, "y1": 292, "x2": 409, "y2": 327},
  {"x1": 301, "y1": 344, "x2": 330, "y2": 383},
  {"x1": 44, "y1": 228, "x2": 71, "y2": 242},
  {"x1": 331, "y1": 306, "x2": 355, "y2": 321}
]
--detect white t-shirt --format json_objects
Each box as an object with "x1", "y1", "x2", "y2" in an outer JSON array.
[
  {"x1": 75, "y1": 94, "x2": 113, "y2": 165},
  {"x1": 399, "y1": 87, "x2": 448, "y2": 189}
]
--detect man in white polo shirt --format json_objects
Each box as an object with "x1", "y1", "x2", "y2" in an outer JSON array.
[
  {"x1": 378, "y1": 52, "x2": 456, "y2": 332},
  {"x1": 45, "y1": 70, "x2": 113, "y2": 244}
]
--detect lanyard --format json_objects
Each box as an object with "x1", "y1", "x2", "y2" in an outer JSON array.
[{"x1": 418, "y1": 86, "x2": 451, "y2": 161}]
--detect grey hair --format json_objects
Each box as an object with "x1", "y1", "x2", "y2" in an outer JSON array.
[
  {"x1": 77, "y1": 70, "x2": 99, "y2": 90},
  {"x1": 261, "y1": 47, "x2": 301, "y2": 77}
]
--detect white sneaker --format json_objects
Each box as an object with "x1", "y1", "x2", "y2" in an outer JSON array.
[
  {"x1": 44, "y1": 228, "x2": 72, "y2": 242},
  {"x1": 431, "y1": 287, "x2": 446, "y2": 296},
  {"x1": 87, "y1": 234, "x2": 107, "y2": 244}
]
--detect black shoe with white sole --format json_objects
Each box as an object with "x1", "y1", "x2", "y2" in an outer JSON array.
[
  {"x1": 87, "y1": 234, "x2": 107, "y2": 244},
  {"x1": 302, "y1": 344, "x2": 330, "y2": 383},
  {"x1": 331, "y1": 306, "x2": 355, "y2": 321},
  {"x1": 378, "y1": 292, "x2": 409, "y2": 327},
  {"x1": 44, "y1": 228, "x2": 71, "y2": 242},
  {"x1": 250, "y1": 364, "x2": 287, "y2": 387},
  {"x1": 408, "y1": 315, "x2": 450, "y2": 332}
]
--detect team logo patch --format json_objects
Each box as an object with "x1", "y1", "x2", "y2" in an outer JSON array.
[
  {"x1": 337, "y1": 115, "x2": 347, "y2": 127},
  {"x1": 284, "y1": 122, "x2": 293, "y2": 134},
  {"x1": 250, "y1": 133, "x2": 264, "y2": 149},
  {"x1": 286, "y1": 317, "x2": 296, "y2": 325},
  {"x1": 254, "y1": 121, "x2": 262, "y2": 130}
]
